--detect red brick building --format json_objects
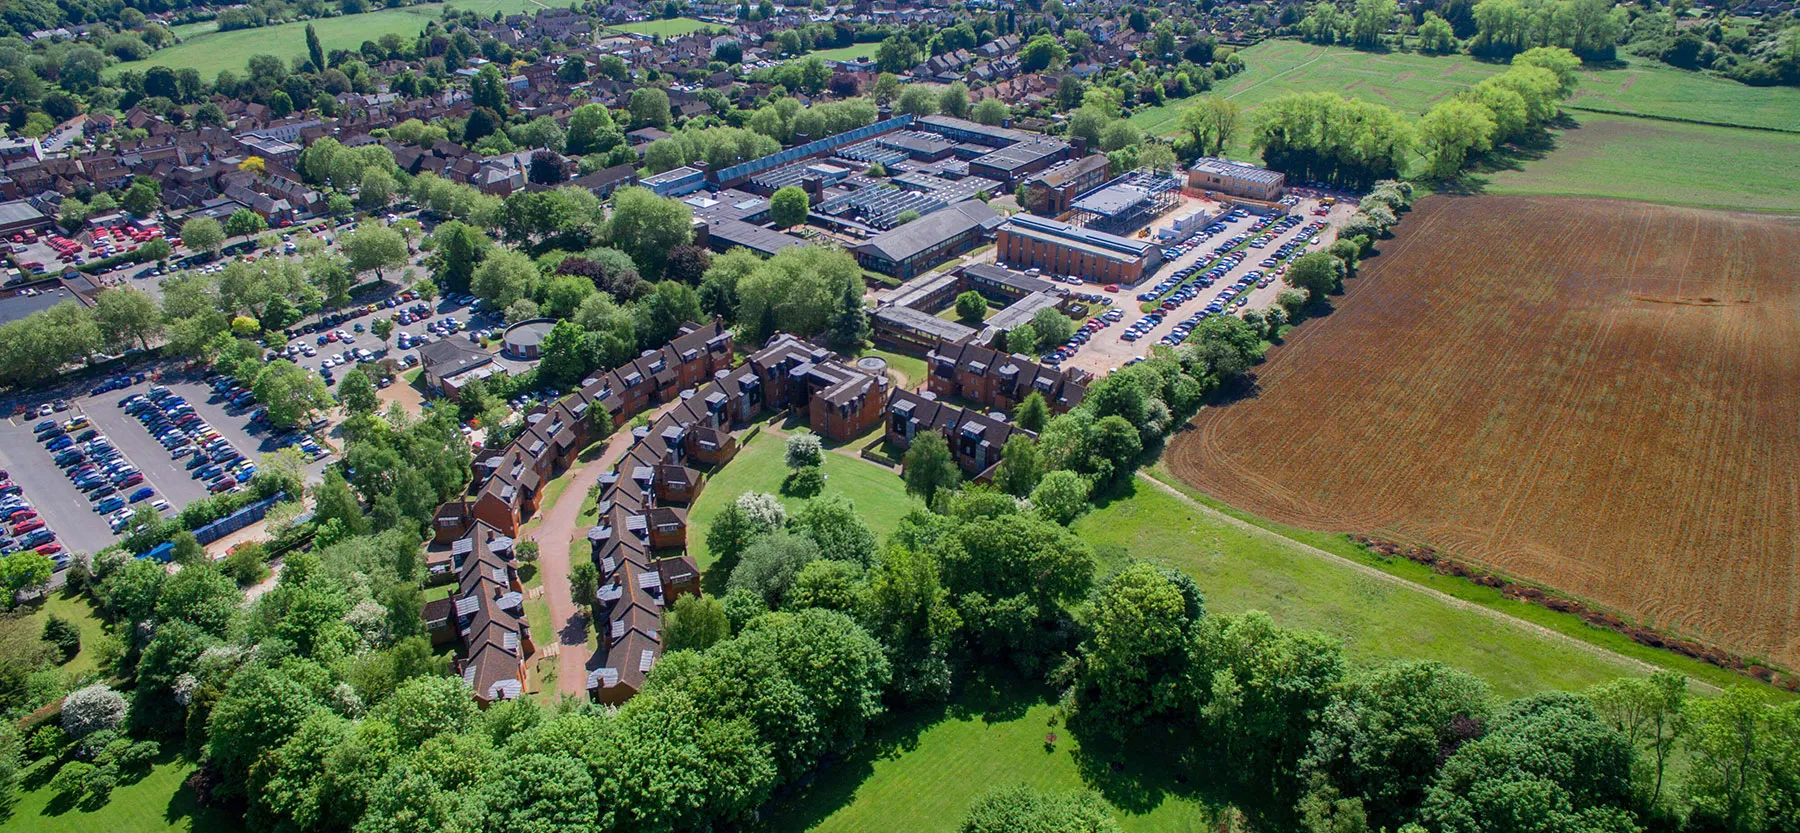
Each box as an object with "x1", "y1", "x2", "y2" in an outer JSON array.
[
  {"x1": 926, "y1": 340, "x2": 1089, "y2": 413},
  {"x1": 995, "y1": 214, "x2": 1158, "y2": 286},
  {"x1": 746, "y1": 334, "x2": 889, "y2": 441}
]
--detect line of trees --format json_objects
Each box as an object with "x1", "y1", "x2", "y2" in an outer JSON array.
[{"x1": 1250, "y1": 47, "x2": 1579, "y2": 186}]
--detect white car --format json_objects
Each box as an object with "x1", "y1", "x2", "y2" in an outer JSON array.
[
  {"x1": 150, "y1": 499, "x2": 171, "y2": 512},
  {"x1": 321, "y1": 356, "x2": 336, "y2": 368}
]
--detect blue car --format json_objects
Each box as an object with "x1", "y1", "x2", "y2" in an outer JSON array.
[
  {"x1": 18, "y1": 529, "x2": 54, "y2": 548},
  {"x1": 32, "y1": 419, "x2": 58, "y2": 434},
  {"x1": 45, "y1": 435, "x2": 72, "y2": 451},
  {"x1": 128, "y1": 487, "x2": 155, "y2": 503},
  {"x1": 194, "y1": 465, "x2": 221, "y2": 481},
  {"x1": 93, "y1": 496, "x2": 125, "y2": 515}
]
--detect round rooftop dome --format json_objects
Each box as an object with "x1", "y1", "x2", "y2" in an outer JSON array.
[{"x1": 502, "y1": 318, "x2": 557, "y2": 359}]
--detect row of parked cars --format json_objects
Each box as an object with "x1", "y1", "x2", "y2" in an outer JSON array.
[
  {"x1": 124, "y1": 385, "x2": 256, "y2": 498},
  {"x1": 0, "y1": 454, "x2": 64, "y2": 563},
  {"x1": 37, "y1": 414, "x2": 168, "y2": 542}
]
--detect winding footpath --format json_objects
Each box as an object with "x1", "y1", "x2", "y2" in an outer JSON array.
[
  {"x1": 1135, "y1": 473, "x2": 1723, "y2": 694},
  {"x1": 530, "y1": 399, "x2": 691, "y2": 696}
]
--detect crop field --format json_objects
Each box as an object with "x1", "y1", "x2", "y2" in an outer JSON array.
[
  {"x1": 1479, "y1": 113, "x2": 1800, "y2": 212},
  {"x1": 106, "y1": 0, "x2": 546, "y2": 79},
  {"x1": 603, "y1": 17, "x2": 724, "y2": 37},
  {"x1": 1166, "y1": 194, "x2": 1800, "y2": 671},
  {"x1": 1131, "y1": 40, "x2": 1800, "y2": 139}
]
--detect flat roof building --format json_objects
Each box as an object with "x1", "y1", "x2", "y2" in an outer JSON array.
[
  {"x1": 642, "y1": 166, "x2": 706, "y2": 197},
  {"x1": 968, "y1": 139, "x2": 1074, "y2": 187},
  {"x1": 1187, "y1": 157, "x2": 1286, "y2": 201},
  {"x1": 852, "y1": 200, "x2": 1004, "y2": 279},
  {"x1": 995, "y1": 214, "x2": 1159, "y2": 286}
]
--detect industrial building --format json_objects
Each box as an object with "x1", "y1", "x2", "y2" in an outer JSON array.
[
  {"x1": 995, "y1": 214, "x2": 1159, "y2": 285},
  {"x1": 1187, "y1": 157, "x2": 1286, "y2": 201}
]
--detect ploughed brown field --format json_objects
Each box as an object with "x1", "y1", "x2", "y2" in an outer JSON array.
[{"x1": 1167, "y1": 194, "x2": 1800, "y2": 669}]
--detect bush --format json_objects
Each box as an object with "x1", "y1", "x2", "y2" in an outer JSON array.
[
  {"x1": 60, "y1": 684, "x2": 126, "y2": 739},
  {"x1": 43, "y1": 615, "x2": 80, "y2": 662},
  {"x1": 784, "y1": 433, "x2": 823, "y2": 470}
]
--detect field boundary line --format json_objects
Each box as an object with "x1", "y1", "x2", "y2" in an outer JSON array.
[
  {"x1": 1564, "y1": 104, "x2": 1800, "y2": 135},
  {"x1": 1135, "y1": 472, "x2": 1723, "y2": 693}
]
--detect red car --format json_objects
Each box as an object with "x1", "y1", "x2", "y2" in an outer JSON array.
[
  {"x1": 34, "y1": 542, "x2": 61, "y2": 556},
  {"x1": 11, "y1": 518, "x2": 43, "y2": 535},
  {"x1": 6, "y1": 509, "x2": 35, "y2": 522}
]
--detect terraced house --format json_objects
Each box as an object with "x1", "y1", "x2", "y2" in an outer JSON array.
[
  {"x1": 886, "y1": 390, "x2": 1033, "y2": 479},
  {"x1": 926, "y1": 340, "x2": 1089, "y2": 413},
  {"x1": 431, "y1": 321, "x2": 734, "y2": 542},
  {"x1": 422, "y1": 521, "x2": 533, "y2": 705}
]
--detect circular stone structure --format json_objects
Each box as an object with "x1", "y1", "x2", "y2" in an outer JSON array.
[
  {"x1": 502, "y1": 318, "x2": 556, "y2": 359},
  {"x1": 854, "y1": 356, "x2": 888, "y2": 377}
]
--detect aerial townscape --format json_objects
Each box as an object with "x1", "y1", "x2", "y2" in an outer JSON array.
[{"x1": 0, "y1": 0, "x2": 1794, "y2": 830}]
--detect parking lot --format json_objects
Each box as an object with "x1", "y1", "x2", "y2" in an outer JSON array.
[
  {"x1": 0, "y1": 370, "x2": 335, "y2": 556},
  {"x1": 269, "y1": 289, "x2": 530, "y2": 392},
  {"x1": 1059, "y1": 194, "x2": 1357, "y2": 375}
]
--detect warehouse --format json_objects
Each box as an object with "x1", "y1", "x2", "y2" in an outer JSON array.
[
  {"x1": 995, "y1": 214, "x2": 1159, "y2": 286},
  {"x1": 1187, "y1": 157, "x2": 1286, "y2": 201}
]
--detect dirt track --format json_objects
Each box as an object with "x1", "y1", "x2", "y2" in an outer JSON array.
[{"x1": 1166, "y1": 195, "x2": 1800, "y2": 669}]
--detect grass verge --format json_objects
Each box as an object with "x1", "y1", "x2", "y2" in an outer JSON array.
[{"x1": 1139, "y1": 463, "x2": 1780, "y2": 697}]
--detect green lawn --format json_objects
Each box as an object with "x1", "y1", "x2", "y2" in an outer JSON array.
[
  {"x1": 3, "y1": 757, "x2": 242, "y2": 833},
  {"x1": 1565, "y1": 55, "x2": 1800, "y2": 132},
  {"x1": 687, "y1": 429, "x2": 917, "y2": 570},
  {"x1": 1476, "y1": 112, "x2": 1800, "y2": 212},
  {"x1": 773, "y1": 676, "x2": 1212, "y2": 833},
  {"x1": 1133, "y1": 40, "x2": 1800, "y2": 140},
  {"x1": 1073, "y1": 476, "x2": 1653, "y2": 700},
  {"x1": 108, "y1": 1, "x2": 546, "y2": 79},
  {"x1": 848, "y1": 347, "x2": 928, "y2": 390},
  {"x1": 804, "y1": 42, "x2": 881, "y2": 64},
  {"x1": 0, "y1": 590, "x2": 109, "y2": 681},
  {"x1": 604, "y1": 17, "x2": 724, "y2": 37},
  {"x1": 1141, "y1": 466, "x2": 1778, "y2": 696}
]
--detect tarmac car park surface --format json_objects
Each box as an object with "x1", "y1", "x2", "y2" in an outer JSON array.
[{"x1": 1057, "y1": 195, "x2": 1356, "y2": 375}]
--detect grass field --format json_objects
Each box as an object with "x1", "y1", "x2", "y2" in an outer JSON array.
[
  {"x1": 1167, "y1": 194, "x2": 1800, "y2": 674},
  {"x1": 1142, "y1": 466, "x2": 1773, "y2": 696},
  {"x1": 0, "y1": 590, "x2": 109, "y2": 681},
  {"x1": 804, "y1": 42, "x2": 881, "y2": 64},
  {"x1": 603, "y1": 17, "x2": 724, "y2": 37},
  {"x1": 1074, "y1": 477, "x2": 1654, "y2": 699},
  {"x1": 774, "y1": 675, "x2": 1213, "y2": 833},
  {"x1": 107, "y1": 0, "x2": 545, "y2": 79},
  {"x1": 686, "y1": 429, "x2": 917, "y2": 570},
  {"x1": 1132, "y1": 40, "x2": 1800, "y2": 139},
  {"x1": 1566, "y1": 56, "x2": 1800, "y2": 132},
  {"x1": 1476, "y1": 112, "x2": 1800, "y2": 211},
  {"x1": 4, "y1": 757, "x2": 241, "y2": 833}
]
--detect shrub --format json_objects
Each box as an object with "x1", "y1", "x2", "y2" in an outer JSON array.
[
  {"x1": 784, "y1": 433, "x2": 823, "y2": 470},
  {"x1": 60, "y1": 684, "x2": 127, "y2": 739},
  {"x1": 43, "y1": 615, "x2": 80, "y2": 662}
]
